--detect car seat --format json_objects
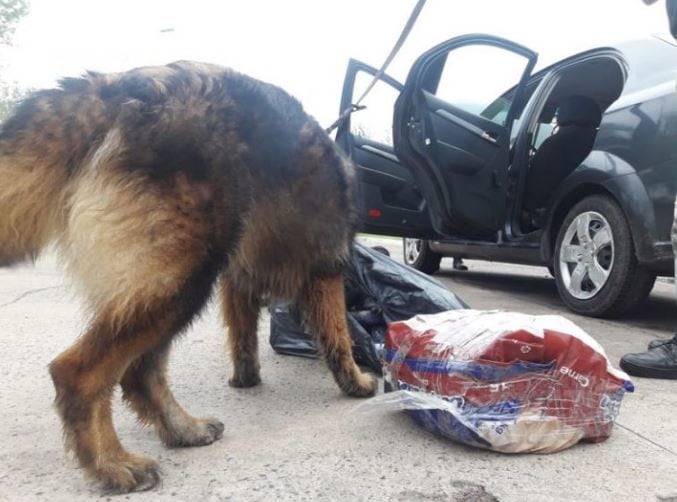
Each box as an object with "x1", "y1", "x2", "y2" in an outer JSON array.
[{"x1": 523, "y1": 95, "x2": 602, "y2": 212}]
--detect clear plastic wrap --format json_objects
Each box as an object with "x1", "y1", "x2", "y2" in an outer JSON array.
[{"x1": 372, "y1": 310, "x2": 634, "y2": 454}]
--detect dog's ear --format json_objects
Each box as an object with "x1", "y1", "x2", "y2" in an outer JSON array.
[
  {"x1": 101, "y1": 73, "x2": 168, "y2": 106},
  {"x1": 58, "y1": 76, "x2": 92, "y2": 92}
]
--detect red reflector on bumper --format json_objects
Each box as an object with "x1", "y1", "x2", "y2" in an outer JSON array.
[{"x1": 368, "y1": 209, "x2": 382, "y2": 218}]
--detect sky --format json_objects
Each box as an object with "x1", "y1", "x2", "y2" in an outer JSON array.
[{"x1": 0, "y1": 0, "x2": 671, "y2": 127}]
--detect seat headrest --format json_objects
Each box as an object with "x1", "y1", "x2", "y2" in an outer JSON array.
[{"x1": 556, "y1": 96, "x2": 602, "y2": 128}]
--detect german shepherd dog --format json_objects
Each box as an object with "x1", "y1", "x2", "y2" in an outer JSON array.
[{"x1": 0, "y1": 61, "x2": 376, "y2": 492}]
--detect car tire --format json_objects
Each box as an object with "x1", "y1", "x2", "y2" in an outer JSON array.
[
  {"x1": 402, "y1": 238, "x2": 442, "y2": 274},
  {"x1": 553, "y1": 195, "x2": 656, "y2": 318}
]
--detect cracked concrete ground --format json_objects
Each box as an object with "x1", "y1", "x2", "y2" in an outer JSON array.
[{"x1": 1, "y1": 237, "x2": 676, "y2": 502}]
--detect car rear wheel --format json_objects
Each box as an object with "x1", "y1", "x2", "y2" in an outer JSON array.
[
  {"x1": 554, "y1": 195, "x2": 656, "y2": 318},
  {"x1": 402, "y1": 238, "x2": 442, "y2": 274}
]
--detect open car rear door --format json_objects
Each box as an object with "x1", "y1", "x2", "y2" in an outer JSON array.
[
  {"x1": 394, "y1": 34, "x2": 537, "y2": 237},
  {"x1": 335, "y1": 59, "x2": 436, "y2": 239}
]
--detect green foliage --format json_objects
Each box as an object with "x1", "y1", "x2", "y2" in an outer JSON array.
[
  {"x1": 0, "y1": 0, "x2": 28, "y2": 45},
  {"x1": 0, "y1": 82, "x2": 26, "y2": 120},
  {"x1": 0, "y1": 0, "x2": 29, "y2": 120}
]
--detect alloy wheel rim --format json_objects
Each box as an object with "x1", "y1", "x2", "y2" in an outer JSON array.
[
  {"x1": 404, "y1": 238, "x2": 422, "y2": 264},
  {"x1": 559, "y1": 211, "x2": 615, "y2": 300}
]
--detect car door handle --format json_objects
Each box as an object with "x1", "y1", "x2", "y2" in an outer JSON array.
[
  {"x1": 482, "y1": 131, "x2": 498, "y2": 144},
  {"x1": 435, "y1": 109, "x2": 500, "y2": 146}
]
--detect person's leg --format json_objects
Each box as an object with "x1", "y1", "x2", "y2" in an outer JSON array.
[
  {"x1": 643, "y1": 0, "x2": 677, "y2": 38},
  {"x1": 667, "y1": 0, "x2": 677, "y2": 39},
  {"x1": 674, "y1": 193, "x2": 677, "y2": 302},
  {"x1": 453, "y1": 257, "x2": 468, "y2": 271}
]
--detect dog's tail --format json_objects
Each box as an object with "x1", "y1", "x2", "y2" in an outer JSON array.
[
  {"x1": 0, "y1": 148, "x2": 70, "y2": 266},
  {"x1": 0, "y1": 80, "x2": 107, "y2": 267}
]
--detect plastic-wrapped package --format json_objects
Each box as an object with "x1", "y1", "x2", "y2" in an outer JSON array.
[
  {"x1": 378, "y1": 310, "x2": 634, "y2": 454},
  {"x1": 269, "y1": 243, "x2": 467, "y2": 373}
]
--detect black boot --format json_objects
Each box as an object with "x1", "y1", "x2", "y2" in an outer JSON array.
[
  {"x1": 620, "y1": 334, "x2": 677, "y2": 379},
  {"x1": 648, "y1": 337, "x2": 670, "y2": 349}
]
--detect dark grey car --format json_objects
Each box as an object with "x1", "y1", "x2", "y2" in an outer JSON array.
[{"x1": 336, "y1": 33, "x2": 677, "y2": 318}]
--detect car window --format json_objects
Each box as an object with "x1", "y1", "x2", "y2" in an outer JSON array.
[
  {"x1": 350, "y1": 71, "x2": 400, "y2": 147},
  {"x1": 434, "y1": 44, "x2": 530, "y2": 127},
  {"x1": 481, "y1": 96, "x2": 512, "y2": 125}
]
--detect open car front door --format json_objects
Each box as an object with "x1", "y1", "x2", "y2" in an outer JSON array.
[
  {"x1": 394, "y1": 34, "x2": 538, "y2": 237},
  {"x1": 335, "y1": 59, "x2": 436, "y2": 239}
]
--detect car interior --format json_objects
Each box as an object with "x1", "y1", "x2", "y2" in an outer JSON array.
[
  {"x1": 523, "y1": 95, "x2": 602, "y2": 211},
  {"x1": 517, "y1": 56, "x2": 626, "y2": 230},
  {"x1": 339, "y1": 51, "x2": 627, "y2": 240}
]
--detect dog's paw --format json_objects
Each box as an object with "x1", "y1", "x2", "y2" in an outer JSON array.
[
  {"x1": 228, "y1": 371, "x2": 261, "y2": 388},
  {"x1": 164, "y1": 416, "x2": 225, "y2": 447},
  {"x1": 341, "y1": 371, "x2": 378, "y2": 398},
  {"x1": 97, "y1": 453, "x2": 160, "y2": 494}
]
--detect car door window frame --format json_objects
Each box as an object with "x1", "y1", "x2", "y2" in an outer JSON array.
[
  {"x1": 394, "y1": 34, "x2": 538, "y2": 237},
  {"x1": 412, "y1": 35, "x2": 537, "y2": 140},
  {"x1": 336, "y1": 59, "x2": 404, "y2": 154}
]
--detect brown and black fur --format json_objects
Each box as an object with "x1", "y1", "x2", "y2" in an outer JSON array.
[{"x1": 0, "y1": 61, "x2": 376, "y2": 492}]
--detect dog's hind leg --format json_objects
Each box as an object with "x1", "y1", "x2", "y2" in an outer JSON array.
[
  {"x1": 220, "y1": 279, "x2": 262, "y2": 388},
  {"x1": 120, "y1": 342, "x2": 225, "y2": 447},
  {"x1": 49, "y1": 257, "x2": 219, "y2": 492},
  {"x1": 300, "y1": 274, "x2": 377, "y2": 397},
  {"x1": 50, "y1": 166, "x2": 222, "y2": 492},
  {"x1": 49, "y1": 311, "x2": 167, "y2": 492}
]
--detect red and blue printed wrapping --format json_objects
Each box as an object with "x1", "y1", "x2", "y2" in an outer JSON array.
[{"x1": 382, "y1": 310, "x2": 634, "y2": 453}]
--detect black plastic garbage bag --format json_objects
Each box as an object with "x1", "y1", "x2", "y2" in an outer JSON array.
[{"x1": 269, "y1": 242, "x2": 467, "y2": 373}]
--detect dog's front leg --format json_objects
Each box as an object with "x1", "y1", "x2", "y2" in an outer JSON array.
[
  {"x1": 221, "y1": 279, "x2": 262, "y2": 388},
  {"x1": 300, "y1": 274, "x2": 377, "y2": 397}
]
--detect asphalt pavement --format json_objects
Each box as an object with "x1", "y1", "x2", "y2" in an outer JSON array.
[{"x1": 1, "y1": 236, "x2": 676, "y2": 501}]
